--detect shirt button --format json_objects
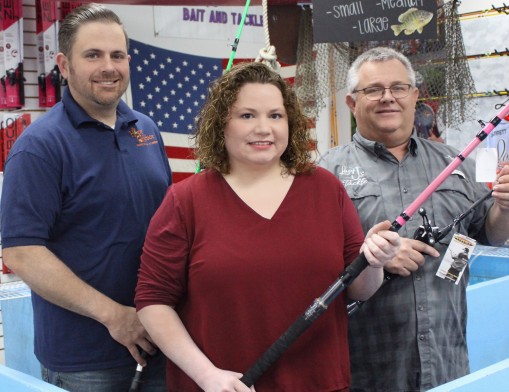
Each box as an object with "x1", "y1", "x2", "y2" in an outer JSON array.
[
  {"x1": 403, "y1": 188, "x2": 408, "y2": 193},
  {"x1": 415, "y1": 274, "x2": 422, "y2": 281},
  {"x1": 419, "y1": 334, "x2": 426, "y2": 341},
  {"x1": 418, "y1": 305, "x2": 425, "y2": 311}
]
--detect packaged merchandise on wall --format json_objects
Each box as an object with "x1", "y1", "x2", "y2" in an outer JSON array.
[
  {"x1": 1, "y1": 0, "x2": 25, "y2": 109},
  {"x1": 1, "y1": 112, "x2": 30, "y2": 170},
  {"x1": 36, "y1": 0, "x2": 60, "y2": 108}
]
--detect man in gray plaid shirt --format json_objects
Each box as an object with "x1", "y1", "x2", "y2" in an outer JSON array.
[{"x1": 320, "y1": 47, "x2": 509, "y2": 391}]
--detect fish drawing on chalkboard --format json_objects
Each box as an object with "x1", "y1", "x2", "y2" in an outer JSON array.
[{"x1": 391, "y1": 8, "x2": 433, "y2": 36}]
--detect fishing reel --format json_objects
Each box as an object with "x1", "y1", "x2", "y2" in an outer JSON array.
[
  {"x1": 413, "y1": 207, "x2": 440, "y2": 245},
  {"x1": 412, "y1": 190, "x2": 492, "y2": 247}
]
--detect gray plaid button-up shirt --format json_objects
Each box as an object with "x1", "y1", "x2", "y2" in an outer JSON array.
[{"x1": 320, "y1": 132, "x2": 493, "y2": 392}]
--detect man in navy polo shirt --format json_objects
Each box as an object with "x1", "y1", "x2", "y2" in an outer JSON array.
[{"x1": 1, "y1": 4, "x2": 171, "y2": 391}]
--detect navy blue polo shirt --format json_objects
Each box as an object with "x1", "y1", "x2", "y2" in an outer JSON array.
[{"x1": 1, "y1": 88, "x2": 171, "y2": 371}]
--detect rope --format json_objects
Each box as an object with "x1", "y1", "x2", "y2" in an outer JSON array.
[{"x1": 255, "y1": 0, "x2": 280, "y2": 72}]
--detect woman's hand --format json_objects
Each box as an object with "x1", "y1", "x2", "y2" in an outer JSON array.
[
  {"x1": 199, "y1": 367, "x2": 256, "y2": 392},
  {"x1": 361, "y1": 220, "x2": 401, "y2": 268}
]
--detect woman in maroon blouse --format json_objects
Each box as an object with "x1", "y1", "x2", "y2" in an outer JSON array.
[{"x1": 135, "y1": 61, "x2": 400, "y2": 392}]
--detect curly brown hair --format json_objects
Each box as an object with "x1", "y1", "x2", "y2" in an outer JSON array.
[{"x1": 193, "y1": 61, "x2": 314, "y2": 175}]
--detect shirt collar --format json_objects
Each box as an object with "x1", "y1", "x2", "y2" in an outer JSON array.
[
  {"x1": 353, "y1": 129, "x2": 419, "y2": 157},
  {"x1": 61, "y1": 87, "x2": 138, "y2": 130}
]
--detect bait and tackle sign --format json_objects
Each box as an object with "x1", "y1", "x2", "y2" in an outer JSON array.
[
  {"x1": 313, "y1": 0, "x2": 437, "y2": 43},
  {"x1": 153, "y1": 6, "x2": 264, "y2": 43}
]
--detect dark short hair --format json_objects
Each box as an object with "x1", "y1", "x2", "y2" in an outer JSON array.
[
  {"x1": 194, "y1": 61, "x2": 314, "y2": 175},
  {"x1": 58, "y1": 3, "x2": 129, "y2": 58}
]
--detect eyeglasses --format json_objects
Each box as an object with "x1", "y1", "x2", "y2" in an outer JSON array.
[{"x1": 352, "y1": 84, "x2": 413, "y2": 101}]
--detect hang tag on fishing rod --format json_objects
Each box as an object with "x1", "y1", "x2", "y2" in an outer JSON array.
[
  {"x1": 436, "y1": 233, "x2": 476, "y2": 285},
  {"x1": 475, "y1": 148, "x2": 498, "y2": 182}
]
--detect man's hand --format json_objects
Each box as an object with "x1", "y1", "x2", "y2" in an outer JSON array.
[
  {"x1": 493, "y1": 162, "x2": 509, "y2": 211},
  {"x1": 105, "y1": 305, "x2": 157, "y2": 365},
  {"x1": 384, "y1": 237, "x2": 440, "y2": 276}
]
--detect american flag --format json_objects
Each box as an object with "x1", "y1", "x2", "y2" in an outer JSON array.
[{"x1": 128, "y1": 39, "x2": 296, "y2": 182}]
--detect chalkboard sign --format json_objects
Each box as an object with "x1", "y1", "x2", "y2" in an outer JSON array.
[{"x1": 313, "y1": 0, "x2": 437, "y2": 43}]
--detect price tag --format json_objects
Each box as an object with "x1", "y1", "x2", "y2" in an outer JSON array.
[{"x1": 475, "y1": 148, "x2": 498, "y2": 182}]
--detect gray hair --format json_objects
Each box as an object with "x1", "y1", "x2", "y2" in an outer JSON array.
[
  {"x1": 58, "y1": 3, "x2": 129, "y2": 58},
  {"x1": 346, "y1": 47, "x2": 416, "y2": 95}
]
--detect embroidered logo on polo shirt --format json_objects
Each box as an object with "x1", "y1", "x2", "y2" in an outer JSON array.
[
  {"x1": 335, "y1": 165, "x2": 368, "y2": 187},
  {"x1": 128, "y1": 127, "x2": 157, "y2": 147}
]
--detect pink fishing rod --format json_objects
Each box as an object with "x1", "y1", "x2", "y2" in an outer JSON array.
[
  {"x1": 393, "y1": 102, "x2": 509, "y2": 229},
  {"x1": 240, "y1": 102, "x2": 509, "y2": 387}
]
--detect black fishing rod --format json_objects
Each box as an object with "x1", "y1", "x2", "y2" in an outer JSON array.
[
  {"x1": 128, "y1": 350, "x2": 148, "y2": 392},
  {"x1": 240, "y1": 103, "x2": 509, "y2": 387}
]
